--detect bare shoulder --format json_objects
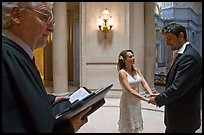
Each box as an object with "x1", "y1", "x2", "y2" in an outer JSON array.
[
  {"x1": 119, "y1": 69, "x2": 127, "y2": 77},
  {"x1": 119, "y1": 69, "x2": 124, "y2": 73},
  {"x1": 119, "y1": 69, "x2": 125, "y2": 74}
]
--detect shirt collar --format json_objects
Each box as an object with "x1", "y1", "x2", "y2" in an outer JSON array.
[
  {"x1": 173, "y1": 42, "x2": 190, "y2": 55},
  {"x1": 2, "y1": 29, "x2": 34, "y2": 59}
]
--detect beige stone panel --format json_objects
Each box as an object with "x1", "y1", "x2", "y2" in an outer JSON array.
[
  {"x1": 81, "y1": 2, "x2": 130, "y2": 88},
  {"x1": 85, "y1": 64, "x2": 118, "y2": 89}
]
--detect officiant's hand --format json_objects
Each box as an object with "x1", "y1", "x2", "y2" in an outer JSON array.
[
  {"x1": 52, "y1": 95, "x2": 69, "y2": 106},
  {"x1": 70, "y1": 106, "x2": 92, "y2": 132}
]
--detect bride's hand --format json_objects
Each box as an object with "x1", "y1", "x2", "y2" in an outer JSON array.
[{"x1": 149, "y1": 93, "x2": 159, "y2": 97}]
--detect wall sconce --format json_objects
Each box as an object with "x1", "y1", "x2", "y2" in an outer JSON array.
[{"x1": 97, "y1": 8, "x2": 113, "y2": 39}]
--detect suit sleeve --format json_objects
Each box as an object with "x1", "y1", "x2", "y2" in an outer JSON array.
[{"x1": 47, "y1": 94, "x2": 56, "y2": 105}]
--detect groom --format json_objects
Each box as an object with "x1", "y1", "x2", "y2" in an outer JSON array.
[{"x1": 149, "y1": 23, "x2": 202, "y2": 133}]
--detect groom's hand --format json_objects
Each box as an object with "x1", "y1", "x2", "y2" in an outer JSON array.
[{"x1": 148, "y1": 97, "x2": 158, "y2": 106}]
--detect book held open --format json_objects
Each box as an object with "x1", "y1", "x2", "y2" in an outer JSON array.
[{"x1": 53, "y1": 84, "x2": 113, "y2": 124}]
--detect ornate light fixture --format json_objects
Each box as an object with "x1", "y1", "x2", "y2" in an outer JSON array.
[{"x1": 97, "y1": 8, "x2": 113, "y2": 39}]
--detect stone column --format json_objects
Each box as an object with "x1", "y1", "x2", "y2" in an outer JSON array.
[
  {"x1": 52, "y1": 2, "x2": 68, "y2": 95},
  {"x1": 130, "y1": 2, "x2": 145, "y2": 74},
  {"x1": 144, "y1": 2, "x2": 156, "y2": 90}
]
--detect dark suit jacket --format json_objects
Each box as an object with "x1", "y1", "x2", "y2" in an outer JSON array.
[
  {"x1": 2, "y1": 36, "x2": 74, "y2": 133},
  {"x1": 155, "y1": 44, "x2": 202, "y2": 132}
]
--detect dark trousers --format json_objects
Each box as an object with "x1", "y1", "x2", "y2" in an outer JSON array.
[{"x1": 165, "y1": 127, "x2": 196, "y2": 133}]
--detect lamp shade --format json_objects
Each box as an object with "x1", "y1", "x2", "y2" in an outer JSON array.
[
  {"x1": 102, "y1": 8, "x2": 110, "y2": 20},
  {"x1": 109, "y1": 16, "x2": 113, "y2": 26},
  {"x1": 97, "y1": 16, "x2": 103, "y2": 26}
]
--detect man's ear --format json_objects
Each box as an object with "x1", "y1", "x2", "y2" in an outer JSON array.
[
  {"x1": 10, "y1": 6, "x2": 21, "y2": 24},
  {"x1": 179, "y1": 32, "x2": 184, "y2": 39}
]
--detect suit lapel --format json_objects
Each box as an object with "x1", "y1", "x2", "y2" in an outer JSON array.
[
  {"x1": 166, "y1": 44, "x2": 192, "y2": 86},
  {"x1": 166, "y1": 53, "x2": 182, "y2": 86}
]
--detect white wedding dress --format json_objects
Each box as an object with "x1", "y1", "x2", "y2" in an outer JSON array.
[{"x1": 118, "y1": 69, "x2": 143, "y2": 133}]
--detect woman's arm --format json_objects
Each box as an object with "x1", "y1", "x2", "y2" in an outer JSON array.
[
  {"x1": 137, "y1": 70, "x2": 158, "y2": 97},
  {"x1": 119, "y1": 70, "x2": 150, "y2": 102}
]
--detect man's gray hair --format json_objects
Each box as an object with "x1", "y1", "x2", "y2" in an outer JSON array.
[{"x1": 2, "y1": 2, "x2": 54, "y2": 29}]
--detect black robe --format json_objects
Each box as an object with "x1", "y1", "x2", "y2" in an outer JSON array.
[{"x1": 2, "y1": 35, "x2": 74, "y2": 133}]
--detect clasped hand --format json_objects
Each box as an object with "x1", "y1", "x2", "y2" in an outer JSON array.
[{"x1": 145, "y1": 93, "x2": 159, "y2": 106}]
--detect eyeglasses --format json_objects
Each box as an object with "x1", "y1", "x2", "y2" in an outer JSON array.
[
  {"x1": 33, "y1": 9, "x2": 55, "y2": 26},
  {"x1": 21, "y1": 8, "x2": 55, "y2": 26}
]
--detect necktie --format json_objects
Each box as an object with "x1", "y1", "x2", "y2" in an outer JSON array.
[{"x1": 171, "y1": 53, "x2": 178, "y2": 66}]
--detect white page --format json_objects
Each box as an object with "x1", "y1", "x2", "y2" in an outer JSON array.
[{"x1": 69, "y1": 87, "x2": 90, "y2": 103}]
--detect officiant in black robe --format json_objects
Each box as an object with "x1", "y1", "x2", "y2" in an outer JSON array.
[{"x1": 2, "y1": 2, "x2": 90, "y2": 133}]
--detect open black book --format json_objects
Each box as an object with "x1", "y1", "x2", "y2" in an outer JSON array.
[{"x1": 53, "y1": 84, "x2": 113, "y2": 124}]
